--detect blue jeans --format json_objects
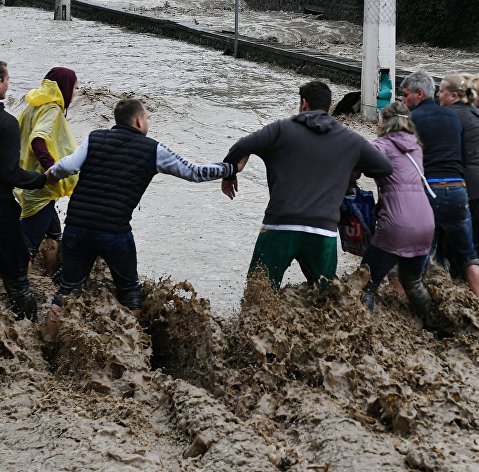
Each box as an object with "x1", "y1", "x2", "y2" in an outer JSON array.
[
  {"x1": 53, "y1": 225, "x2": 143, "y2": 309},
  {"x1": 21, "y1": 200, "x2": 62, "y2": 258},
  {"x1": 427, "y1": 186, "x2": 478, "y2": 271},
  {"x1": 362, "y1": 244, "x2": 428, "y2": 286}
]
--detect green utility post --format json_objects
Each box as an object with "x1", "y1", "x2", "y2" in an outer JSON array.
[{"x1": 361, "y1": 0, "x2": 396, "y2": 120}]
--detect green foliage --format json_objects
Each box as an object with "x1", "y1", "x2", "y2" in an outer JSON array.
[{"x1": 397, "y1": 0, "x2": 479, "y2": 48}]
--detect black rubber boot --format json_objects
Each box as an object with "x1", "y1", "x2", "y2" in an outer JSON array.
[
  {"x1": 4, "y1": 275, "x2": 38, "y2": 322},
  {"x1": 361, "y1": 282, "x2": 377, "y2": 313},
  {"x1": 400, "y1": 276, "x2": 431, "y2": 317}
]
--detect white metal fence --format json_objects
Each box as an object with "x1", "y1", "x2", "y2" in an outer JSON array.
[{"x1": 364, "y1": 0, "x2": 396, "y2": 25}]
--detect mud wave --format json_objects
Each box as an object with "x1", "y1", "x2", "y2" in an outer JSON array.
[{"x1": 2, "y1": 257, "x2": 479, "y2": 470}]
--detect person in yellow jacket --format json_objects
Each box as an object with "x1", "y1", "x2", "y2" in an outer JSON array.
[{"x1": 15, "y1": 67, "x2": 79, "y2": 274}]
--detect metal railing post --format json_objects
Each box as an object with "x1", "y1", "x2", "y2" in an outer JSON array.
[
  {"x1": 54, "y1": 0, "x2": 71, "y2": 20},
  {"x1": 234, "y1": 0, "x2": 239, "y2": 58}
]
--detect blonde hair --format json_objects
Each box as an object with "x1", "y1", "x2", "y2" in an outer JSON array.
[
  {"x1": 465, "y1": 74, "x2": 479, "y2": 104},
  {"x1": 443, "y1": 74, "x2": 476, "y2": 104},
  {"x1": 378, "y1": 101, "x2": 418, "y2": 137}
]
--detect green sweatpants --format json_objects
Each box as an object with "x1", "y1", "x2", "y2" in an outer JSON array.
[{"x1": 248, "y1": 229, "x2": 337, "y2": 289}]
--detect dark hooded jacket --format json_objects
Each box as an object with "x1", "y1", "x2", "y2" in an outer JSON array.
[
  {"x1": 449, "y1": 101, "x2": 479, "y2": 200},
  {"x1": 224, "y1": 110, "x2": 392, "y2": 231},
  {"x1": 0, "y1": 103, "x2": 46, "y2": 198}
]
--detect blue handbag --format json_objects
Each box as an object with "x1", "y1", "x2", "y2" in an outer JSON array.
[{"x1": 338, "y1": 187, "x2": 376, "y2": 256}]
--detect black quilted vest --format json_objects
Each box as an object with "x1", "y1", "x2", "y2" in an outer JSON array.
[{"x1": 65, "y1": 125, "x2": 157, "y2": 233}]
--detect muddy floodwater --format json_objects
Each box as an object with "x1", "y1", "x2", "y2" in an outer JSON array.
[
  {"x1": 2, "y1": 4, "x2": 479, "y2": 472},
  {"x1": 3, "y1": 4, "x2": 479, "y2": 313},
  {"x1": 1, "y1": 5, "x2": 373, "y2": 313},
  {"x1": 104, "y1": 0, "x2": 479, "y2": 75}
]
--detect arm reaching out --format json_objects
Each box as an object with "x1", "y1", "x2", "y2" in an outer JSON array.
[
  {"x1": 156, "y1": 142, "x2": 237, "y2": 181},
  {"x1": 357, "y1": 140, "x2": 393, "y2": 178},
  {"x1": 45, "y1": 167, "x2": 59, "y2": 185},
  {"x1": 222, "y1": 179, "x2": 238, "y2": 200},
  {"x1": 221, "y1": 155, "x2": 249, "y2": 200},
  {"x1": 49, "y1": 137, "x2": 89, "y2": 179}
]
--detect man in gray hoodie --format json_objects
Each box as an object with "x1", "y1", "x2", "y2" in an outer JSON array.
[{"x1": 222, "y1": 80, "x2": 393, "y2": 289}]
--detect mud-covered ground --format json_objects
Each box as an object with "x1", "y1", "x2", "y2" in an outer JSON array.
[
  {"x1": 2, "y1": 258, "x2": 479, "y2": 471},
  {"x1": 2, "y1": 4, "x2": 479, "y2": 471}
]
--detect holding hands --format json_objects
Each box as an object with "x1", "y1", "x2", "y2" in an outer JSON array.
[
  {"x1": 45, "y1": 167, "x2": 59, "y2": 185},
  {"x1": 222, "y1": 155, "x2": 249, "y2": 200}
]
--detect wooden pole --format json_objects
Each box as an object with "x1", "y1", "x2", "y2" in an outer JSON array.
[{"x1": 54, "y1": 0, "x2": 71, "y2": 21}]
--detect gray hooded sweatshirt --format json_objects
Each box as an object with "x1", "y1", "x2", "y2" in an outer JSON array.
[{"x1": 224, "y1": 110, "x2": 392, "y2": 232}]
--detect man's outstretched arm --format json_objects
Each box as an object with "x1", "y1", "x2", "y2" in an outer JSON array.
[
  {"x1": 357, "y1": 140, "x2": 393, "y2": 178},
  {"x1": 156, "y1": 142, "x2": 248, "y2": 182},
  {"x1": 221, "y1": 155, "x2": 249, "y2": 200},
  {"x1": 46, "y1": 137, "x2": 89, "y2": 184}
]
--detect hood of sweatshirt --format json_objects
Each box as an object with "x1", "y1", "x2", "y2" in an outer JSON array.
[
  {"x1": 385, "y1": 131, "x2": 419, "y2": 153},
  {"x1": 292, "y1": 110, "x2": 336, "y2": 133}
]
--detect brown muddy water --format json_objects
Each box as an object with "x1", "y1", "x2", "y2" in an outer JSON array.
[
  {"x1": 1, "y1": 5, "x2": 375, "y2": 313},
  {"x1": 104, "y1": 0, "x2": 479, "y2": 75},
  {"x1": 1, "y1": 4, "x2": 479, "y2": 472}
]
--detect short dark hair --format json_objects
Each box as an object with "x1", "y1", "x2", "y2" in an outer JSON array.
[
  {"x1": 114, "y1": 99, "x2": 146, "y2": 126},
  {"x1": 299, "y1": 80, "x2": 332, "y2": 112},
  {"x1": 0, "y1": 61, "x2": 8, "y2": 82}
]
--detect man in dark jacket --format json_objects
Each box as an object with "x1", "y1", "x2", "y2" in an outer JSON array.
[
  {"x1": 46, "y1": 98, "x2": 247, "y2": 339},
  {"x1": 0, "y1": 61, "x2": 47, "y2": 320},
  {"x1": 401, "y1": 70, "x2": 479, "y2": 297},
  {"x1": 222, "y1": 80, "x2": 393, "y2": 289}
]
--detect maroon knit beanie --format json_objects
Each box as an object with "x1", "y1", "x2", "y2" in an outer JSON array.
[{"x1": 44, "y1": 67, "x2": 77, "y2": 110}]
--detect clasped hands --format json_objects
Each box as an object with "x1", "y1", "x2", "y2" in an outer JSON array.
[
  {"x1": 44, "y1": 167, "x2": 60, "y2": 185},
  {"x1": 222, "y1": 155, "x2": 249, "y2": 200}
]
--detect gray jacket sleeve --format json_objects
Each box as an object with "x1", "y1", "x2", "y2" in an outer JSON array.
[
  {"x1": 357, "y1": 140, "x2": 393, "y2": 177},
  {"x1": 223, "y1": 121, "x2": 281, "y2": 164}
]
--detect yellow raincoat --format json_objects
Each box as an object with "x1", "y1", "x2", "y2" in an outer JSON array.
[{"x1": 15, "y1": 79, "x2": 78, "y2": 219}]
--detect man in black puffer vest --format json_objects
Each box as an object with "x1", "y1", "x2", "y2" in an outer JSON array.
[{"x1": 46, "y1": 99, "x2": 246, "y2": 339}]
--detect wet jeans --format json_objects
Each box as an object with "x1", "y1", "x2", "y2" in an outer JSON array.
[
  {"x1": 21, "y1": 200, "x2": 62, "y2": 259},
  {"x1": 52, "y1": 225, "x2": 143, "y2": 309},
  {"x1": 427, "y1": 186, "x2": 478, "y2": 271}
]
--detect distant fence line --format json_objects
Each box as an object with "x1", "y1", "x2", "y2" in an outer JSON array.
[{"x1": 5, "y1": 0, "x2": 440, "y2": 91}]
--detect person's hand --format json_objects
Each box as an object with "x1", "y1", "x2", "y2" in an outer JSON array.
[
  {"x1": 222, "y1": 178, "x2": 238, "y2": 200},
  {"x1": 236, "y1": 155, "x2": 250, "y2": 172},
  {"x1": 45, "y1": 167, "x2": 59, "y2": 185}
]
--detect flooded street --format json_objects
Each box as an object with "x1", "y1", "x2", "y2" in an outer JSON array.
[
  {"x1": 2, "y1": 5, "x2": 479, "y2": 472},
  {"x1": 1, "y1": 5, "x2": 369, "y2": 314},
  {"x1": 3, "y1": 3, "x2": 478, "y2": 313},
  {"x1": 103, "y1": 0, "x2": 479, "y2": 75}
]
